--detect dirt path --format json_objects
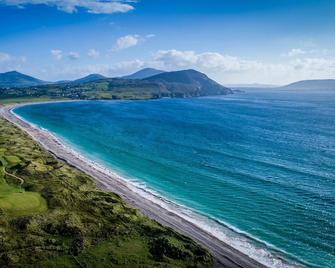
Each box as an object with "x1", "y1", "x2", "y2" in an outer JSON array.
[{"x1": 2, "y1": 167, "x2": 24, "y2": 185}]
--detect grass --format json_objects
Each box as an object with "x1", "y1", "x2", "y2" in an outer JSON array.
[
  {"x1": 0, "y1": 96, "x2": 69, "y2": 105},
  {"x1": 0, "y1": 151, "x2": 48, "y2": 216},
  {"x1": 0, "y1": 117, "x2": 213, "y2": 267},
  {"x1": 0, "y1": 191, "x2": 47, "y2": 216}
]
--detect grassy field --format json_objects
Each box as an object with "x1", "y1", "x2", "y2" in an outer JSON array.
[
  {"x1": 0, "y1": 96, "x2": 69, "y2": 105},
  {"x1": 0, "y1": 150, "x2": 47, "y2": 217},
  {"x1": 0, "y1": 117, "x2": 212, "y2": 267}
]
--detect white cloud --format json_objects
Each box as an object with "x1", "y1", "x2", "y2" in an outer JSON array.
[
  {"x1": 114, "y1": 34, "x2": 139, "y2": 50},
  {"x1": 68, "y1": 52, "x2": 80, "y2": 60},
  {"x1": 151, "y1": 49, "x2": 335, "y2": 84},
  {"x1": 87, "y1": 48, "x2": 100, "y2": 59},
  {"x1": 283, "y1": 48, "x2": 307, "y2": 57},
  {"x1": 0, "y1": 52, "x2": 27, "y2": 72},
  {"x1": 0, "y1": 52, "x2": 11, "y2": 62},
  {"x1": 25, "y1": 49, "x2": 335, "y2": 84},
  {"x1": 47, "y1": 59, "x2": 145, "y2": 80},
  {"x1": 50, "y1": 49, "x2": 63, "y2": 60},
  {"x1": 145, "y1": 34, "x2": 155, "y2": 39},
  {"x1": 113, "y1": 33, "x2": 155, "y2": 51},
  {"x1": 153, "y1": 50, "x2": 262, "y2": 73},
  {"x1": 1, "y1": 0, "x2": 134, "y2": 14}
]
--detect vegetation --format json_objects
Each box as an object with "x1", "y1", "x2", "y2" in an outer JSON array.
[
  {"x1": 0, "y1": 117, "x2": 212, "y2": 267},
  {"x1": 0, "y1": 96, "x2": 69, "y2": 105},
  {"x1": 0, "y1": 79, "x2": 165, "y2": 100},
  {"x1": 0, "y1": 69, "x2": 232, "y2": 101}
]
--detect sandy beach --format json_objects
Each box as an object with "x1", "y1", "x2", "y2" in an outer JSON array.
[{"x1": 0, "y1": 101, "x2": 277, "y2": 268}]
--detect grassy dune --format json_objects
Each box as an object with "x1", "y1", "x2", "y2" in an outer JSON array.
[
  {"x1": 0, "y1": 117, "x2": 212, "y2": 267},
  {"x1": 0, "y1": 96, "x2": 69, "y2": 105}
]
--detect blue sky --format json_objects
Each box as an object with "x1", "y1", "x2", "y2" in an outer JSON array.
[{"x1": 0, "y1": 0, "x2": 335, "y2": 84}]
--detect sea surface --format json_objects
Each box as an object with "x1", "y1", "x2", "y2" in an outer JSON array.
[{"x1": 15, "y1": 90, "x2": 335, "y2": 268}]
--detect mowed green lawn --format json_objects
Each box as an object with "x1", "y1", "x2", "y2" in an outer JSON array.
[{"x1": 0, "y1": 152, "x2": 47, "y2": 216}]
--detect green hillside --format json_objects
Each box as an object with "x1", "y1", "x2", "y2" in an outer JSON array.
[
  {"x1": 0, "y1": 71, "x2": 47, "y2": 88},
  {"x1": 0, "y1": 117, "x2": 212, "y2": 267},
  {"x1": 0, "y1": 70, "x2": 232, "y2": 101}
]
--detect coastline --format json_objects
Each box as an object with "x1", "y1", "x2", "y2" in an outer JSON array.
[{"x1": 0, "y1": 101, "x2": 297, "y2": 268}]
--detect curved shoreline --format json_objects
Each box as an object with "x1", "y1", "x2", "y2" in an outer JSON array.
[{"x1": 0, "y1": 101, "x2": 298, "y2": 268}]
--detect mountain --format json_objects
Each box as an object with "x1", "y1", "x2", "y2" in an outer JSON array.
[
  {"x1": 0, "y1": 71, "x2": 47, "y2": 88},
  {"x1": 278, "y1": 79, "x2": 335, "y2": 91},
  {"x1": 1, "y1": 69, "x2": 232, "y2": 100},
  {"x1": 122, "y1": 68, "x2": 165, "y2": 79},
  {"x1": 72, "y1": 74, "x2": 107, "y2": 84},
  {"x1": 144, "y1": 69, "x2": 232, "y2": 97}
]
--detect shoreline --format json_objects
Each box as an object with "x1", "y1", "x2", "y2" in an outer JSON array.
[{"x1": 0, "y1": 101, "x2": 297, "y2": 268}]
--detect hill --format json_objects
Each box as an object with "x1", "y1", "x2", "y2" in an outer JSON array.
[
  {"x1": 0, "y1": 117, "x2": 212, "y2": 267},
  {"x1": 278, "y1": 79, "x2": 335, "y2": 91},
  {"x1": 145, "y1": 69, "x2": 232, "y2": 96},
  {"x1": 73, "y1": 73, "x2": 107, "y2": 84},
  {"x1": 122, "y1": 68, "x2": 165, "y2": 79},
  {"x1": 0, "y1": 69, "x2": 232, "y2": 101},
  {"x1": 0, "y1": 71, "x2": 47, "y2": 88}
]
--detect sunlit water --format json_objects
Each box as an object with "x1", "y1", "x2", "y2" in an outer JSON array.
[{"x1": 15, "y1": 90, "x2": 335, "y2": 267}]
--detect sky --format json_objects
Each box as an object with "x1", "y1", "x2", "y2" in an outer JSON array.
[{"x1": 0, "y1": 0, "x2": 335, "y2": 85}]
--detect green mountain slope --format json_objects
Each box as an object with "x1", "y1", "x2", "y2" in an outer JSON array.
[
  {"x1": 0, "y1": 69, "x2": 232, "y2": 101},
  {"x1": 0, "y1": 71, "x2": 47, "y2": 88},
  {"x1": 145, "y1": 69, "x2": 232, "y2": 96},
  {"x1": 73, "y1": 74, "x2": 107, "y2": 84},
  {"x1": 122, "y1": 68, "x2": 165, "y2": 79}
]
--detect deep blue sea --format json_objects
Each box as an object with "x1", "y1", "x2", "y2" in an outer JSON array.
[{"x1": 15, "y1": 91, "x2": 335, "y2": 268}]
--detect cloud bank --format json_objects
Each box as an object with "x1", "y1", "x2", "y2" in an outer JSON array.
[
  {"x1": 1, "y1": 0, "x2": 135, "y2": 14},
  {"x1": 4, "y1": 49, "x2": 335, "y2": 84}
]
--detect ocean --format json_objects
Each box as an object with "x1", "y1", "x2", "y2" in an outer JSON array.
[{"x1": 14, "y1": 90, "x2": 335, "y2": 268}]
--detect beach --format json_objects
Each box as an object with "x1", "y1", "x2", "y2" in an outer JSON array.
[{"x1": 0, "y1": 101, "x2": 288, "y2": 268}]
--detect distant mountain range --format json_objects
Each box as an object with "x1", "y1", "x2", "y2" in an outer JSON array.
[
  {"x1": 0, "y1": 68, "x2": 164, "y2": 88},
  {"x1": 277, "y1": 79, "x2": 335, "y2": 91},
  {"x1": 122, "y1": 68, "x2": 165, "y2": 79},
  {"x1": 0, "y1": 69, "x2": 232, "y2": 100},
  {"x1": 72, "y1": 74, "x2": 106, "y2": 84},
  {"x1": 0, "y1": 71, "x2": 48, "y2": 88},
  {"x1": 1, "y1": 69, "x2": 333, "y2": 96}
]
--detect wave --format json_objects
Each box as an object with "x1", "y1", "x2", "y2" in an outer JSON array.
[{"x1": 11, "y1": 106, "x2": 307, "y2": 268}]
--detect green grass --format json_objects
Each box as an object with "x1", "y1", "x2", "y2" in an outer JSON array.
[
  {"x1": 4, "y1": 155, "x2": 20, "y2": 165},
  {"x1": 0, "y1": 151, "x2": 47, "y2": 216},
  {"x1": 0, "y1": 191, "x2": 47, "y2": 216},
  {"x1": 0, "y1": 117, "x2": 213, "y2": 267},
  {"x1": 0, "y1": 96, "x2": 69, "y2": 105}
]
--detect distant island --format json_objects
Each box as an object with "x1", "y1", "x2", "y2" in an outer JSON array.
[
  {"x1": 228, "y1": 80, "x2": 335, "y2": 91},
  {"x1": 0, "y1": 69, "x2": 232, "y2": 103},
  {"x1": 276, "y1": 79, "x2": 335, "y2": 91}
]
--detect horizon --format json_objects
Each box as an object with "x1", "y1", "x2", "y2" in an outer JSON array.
[
  {"x1": 1, "y1": 0, "x2": 335, "y2": 84},
  {"x1": 2, "y1": 68, "x2": 335, "y2": 88}
]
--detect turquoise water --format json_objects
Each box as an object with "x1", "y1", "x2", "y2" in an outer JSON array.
[{"x1": 15, "y1": 91, "x2": 335, "y2": 267}]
